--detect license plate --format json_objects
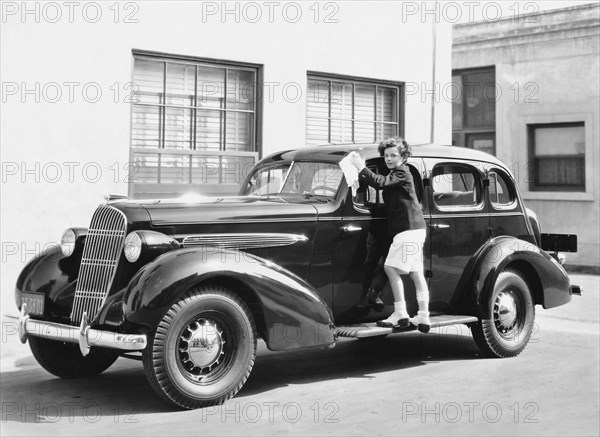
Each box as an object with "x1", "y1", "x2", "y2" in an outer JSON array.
[
  {"x1": 22, "y1": 292, "x2": 45, "y2": 316},
  {"x1": 541, "y1": 233, "x2": 578, "y2": 253}
]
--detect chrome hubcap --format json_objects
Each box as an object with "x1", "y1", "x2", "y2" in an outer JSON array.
[
  {"x1": 179, "y1": 319, "x2": 225, "y2": 374},
  {"x1": 494, "y1": 290, "x2": 519, "y2": 334}
]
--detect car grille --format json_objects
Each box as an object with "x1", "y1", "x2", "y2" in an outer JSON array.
[{"x1": 70, "y1": 205, "x2": 127, "y2": 325}]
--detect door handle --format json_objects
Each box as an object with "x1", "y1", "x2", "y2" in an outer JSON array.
[
  {"x1": 341, "y1": 225, "x2": 361, "y2": 233},
  {"x1": 429, "y1": 223, "x2": 450, "y2": 229}
]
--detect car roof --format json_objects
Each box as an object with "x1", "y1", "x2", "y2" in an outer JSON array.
[{"x1": 260, "y1": 142, "x2": 511, "y2": 170}]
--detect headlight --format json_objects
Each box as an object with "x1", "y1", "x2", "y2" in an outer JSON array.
[
  {"x1": 60, "y1": 228, "x2": 77, "y2": 257},
  {"x1": 124, "y1": 232, "x2": 142, "y2": 263}
]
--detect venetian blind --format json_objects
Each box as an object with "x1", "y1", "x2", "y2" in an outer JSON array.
[{"x1": 307, "y1": 76, "x2": 400, "y2": 145}]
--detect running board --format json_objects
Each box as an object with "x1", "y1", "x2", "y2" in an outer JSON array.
[{"x1": 335, "y1": 315, "x2": 479, "y2": 339}]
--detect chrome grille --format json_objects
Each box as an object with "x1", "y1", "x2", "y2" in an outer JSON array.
[{"x1": 71, "y1": 205, "x2": 127, "y2": 324}]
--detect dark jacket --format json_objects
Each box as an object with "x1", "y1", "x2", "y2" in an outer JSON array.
[{"x1": 358, "y1": 164, "x2": 426, "y2": 236}]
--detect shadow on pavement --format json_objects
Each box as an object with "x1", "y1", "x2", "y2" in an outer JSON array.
[
  {"x1": 241, "y1": 331, "x2": 480, "y2": 396},
  {"x1": 1, "y1": 332, "x2": 480, "y2": 421}
]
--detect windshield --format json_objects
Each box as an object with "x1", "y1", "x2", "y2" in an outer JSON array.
[{"x1": 241, "y1": 161, "x2": 343, "y2": 198}]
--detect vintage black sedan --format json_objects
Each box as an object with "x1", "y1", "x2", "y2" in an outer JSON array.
[{"x1": 15, "y1": 143, "x2": 581, "y2": 409}]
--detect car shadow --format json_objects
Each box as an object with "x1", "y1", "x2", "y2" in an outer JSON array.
[
  {"x1": 1, "y1": 332, "x2": 481, "y2": 421},
  {"x1": 240, "y1": 331, "x2": 481, "y2": 397}
]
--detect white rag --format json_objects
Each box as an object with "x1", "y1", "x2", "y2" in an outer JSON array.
[{"x1": 339, "y1": 154, "x2": 360, "y2": 197}]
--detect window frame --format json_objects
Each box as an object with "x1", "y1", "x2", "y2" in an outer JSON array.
[
  {"x1": 452, "y1": 66, "x2": 496, "y2": 154},
  {"x1": 352, "y1": 158, "x2": 423, "y2": 214},
  {"x1": 307, "y1": 71, "x2": 404, "y2": 145},
  {"x1": 527, "y1": 121, "x2": 586, "y2": 192},
  {"x1": 430, "y1": 163, "x2": 485, "y2": 213},
  {"x1": 129, "y1": 49, "x2": 263, "y2": 198},
  {"x1": 487, "y1": 168, "x2": 518, "y2": 211}
]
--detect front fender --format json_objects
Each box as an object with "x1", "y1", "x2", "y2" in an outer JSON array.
[
  {"x1": 122, "y1": 247, "x2": 335, "y2": 350},
  {"x1": 15, "y1": 244, "x2": 81, "y2": 320},
  {"x1": 471, "y1": 236, "x2": 572, "y2": 318}
]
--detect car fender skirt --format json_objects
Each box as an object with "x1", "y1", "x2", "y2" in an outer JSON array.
[
  {"x1": 473, "y1": 236, "x2": 572, "y2": 318},
  {"x1": 122, "y1": 247, "x2": 336, "y2": 350}
]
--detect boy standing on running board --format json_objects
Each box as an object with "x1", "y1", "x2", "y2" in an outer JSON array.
[{"x1": 349, "y1": 137, "x2": 431, "y2": 333}]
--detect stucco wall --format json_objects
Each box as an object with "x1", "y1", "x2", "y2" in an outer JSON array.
[
  {"x1": 1, "y1": 2, "x2": 451, "y2": 311},
  {"x1": 453, "y1": 3, "x2": 600, "y2": 267}
]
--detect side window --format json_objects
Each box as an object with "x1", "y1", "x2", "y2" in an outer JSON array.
[
  {"x1": 352, "y1": 160, "x2": 423, "y2": 210},
  {"x1": 432, "y1": 164, "x2": 482, "y2": 210},
  {"x1": 489, "y1": 170, "x2": 516, "y2": 209}
]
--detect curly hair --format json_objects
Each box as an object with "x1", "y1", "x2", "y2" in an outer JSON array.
[{"x1": 377, "y1": 136, "x2": 411, "y2": 159}]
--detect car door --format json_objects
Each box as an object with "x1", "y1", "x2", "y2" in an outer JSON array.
[
  {"x1": 332, "y1": 157, "x2": 427, "y2": 323},
  {"x1": 426, "y1": 159, "x2": 488, "y2": 313}
]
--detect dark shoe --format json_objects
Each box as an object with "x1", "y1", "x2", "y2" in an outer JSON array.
[
  {"x1": 366, "y1": 289, "x2": 384, "y2": 313},
  {"x1": 417, "y1": 323, "x2": 431, "y2": 334},
  {"x1": 409, "y1": 312, "x2": 431, "y2": 334}
]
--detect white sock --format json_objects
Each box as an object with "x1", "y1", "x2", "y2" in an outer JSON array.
[
  {"x1": 394, "y1": 301, "x2": 408, "y2": 318},
  {"x1": 416, "y1": 291, "x2": 429, "y2": 314}
]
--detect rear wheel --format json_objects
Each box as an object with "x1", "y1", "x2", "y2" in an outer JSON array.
[
  {"x1": 143, "y1": 285, "x2": 257, "y2": 409},
  {"x1": 29, "y1": 337, "x2": 119, "y2": 378},
  {"x1": 471, "y1": 269, "x2": 535, "y2": 358}
]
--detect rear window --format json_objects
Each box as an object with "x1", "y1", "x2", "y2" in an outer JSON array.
[
  {"x1": 432, "y1": 164, "x2": 482, "y2": 210},
  {"x1": 489, "y1": 170, "x2": 516, "y2": 208}
]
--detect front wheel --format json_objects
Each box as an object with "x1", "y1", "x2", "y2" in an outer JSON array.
[
  {"x1": 471, "y1": 269, "x2": 535, "y2": 358},
  {"x1": 143, "y1": 285, "x2": 257, "y2": 409}
]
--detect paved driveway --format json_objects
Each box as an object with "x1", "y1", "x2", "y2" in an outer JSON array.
[{"x1": 1, "y1": 274, "x2": 598, "y2": 436}]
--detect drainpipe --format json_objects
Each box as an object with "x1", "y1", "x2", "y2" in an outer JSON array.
[{"x1": 430, "y1": 18, "x2": 437, "y2": 144}]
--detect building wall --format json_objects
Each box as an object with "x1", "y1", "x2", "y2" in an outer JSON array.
[
  {"x1": 453, "y1": 3, "x2": 600, "y2": 267},
  {"x1": 1, "y1": 2, "x2": 451, "y2": 308}
]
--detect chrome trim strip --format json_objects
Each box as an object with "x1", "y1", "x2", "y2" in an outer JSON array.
[
  {"x1": 339, "y1": 216, "x2": 386, "y2": 221},
  {"x1": 347, "y1": 213, "x2": 524, "y2": 221},
  {"x1": 431, "y1": 212, "x2": 525, "y2": 219},
  {"x1": 315, "y1": 217, "x2": 342, "y2": 222},
  {"x1": 154, "y1": 217, "x2": 318, "y2": 225},
  {"x1": 19, "y1": 307, "x2": 146, "y2": 355},
  {"x1": 486, "y1": 211, "x2": 524, "y2": 216},
  {"x1": 488, "y1": 211, "x2": 525, "y2": 217},
  {"x1": 180, "y1": 233, "x2": 308, "y2": 249}
]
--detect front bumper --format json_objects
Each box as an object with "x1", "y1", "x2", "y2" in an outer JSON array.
[{"x1": 18, "y1": 304, "x2": 147, "y2": 356}]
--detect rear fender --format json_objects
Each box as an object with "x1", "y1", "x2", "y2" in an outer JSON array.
[
  {"x1": 471, "y1": 236, "x2": 572, "y2": 318},
  {"x1": 121, "y1": 247, "x2": 335, "y2": 350}
]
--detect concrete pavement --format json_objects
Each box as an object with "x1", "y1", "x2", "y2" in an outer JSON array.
[{"x1": 1, "y1": 274, "x2": 598, "y2": 436}]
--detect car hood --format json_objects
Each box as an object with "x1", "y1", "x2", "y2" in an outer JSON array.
[{"x1": 120, "y1": 196, "x2": 319, "y2": 226}]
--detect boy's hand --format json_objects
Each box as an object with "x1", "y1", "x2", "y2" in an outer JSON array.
[{"x1": 350, "y1": 152, "x2": 365, "y2": 171}]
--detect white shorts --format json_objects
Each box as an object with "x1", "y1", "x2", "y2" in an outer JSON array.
[{"x1": 384, "y1": 228, "x2": 426, "y2": 274}]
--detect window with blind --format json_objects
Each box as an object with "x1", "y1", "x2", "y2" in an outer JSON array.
[
  {"x1": 130, "y1": 53, "x2": 260, "y2": 198},
  {"x1": 528, "y1": 122, "x2": 585, "y2": 192},
  {"x1": 306, "y1": 74, "x2": 402, "y2": 145},
  {"x1": 452, "y1": 67, "x2": 496, "y2": 155}
]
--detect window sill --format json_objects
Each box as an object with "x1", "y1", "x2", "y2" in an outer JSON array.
[{"x1": 521, "y1": 192, "x2": 595, "y2": 202}]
